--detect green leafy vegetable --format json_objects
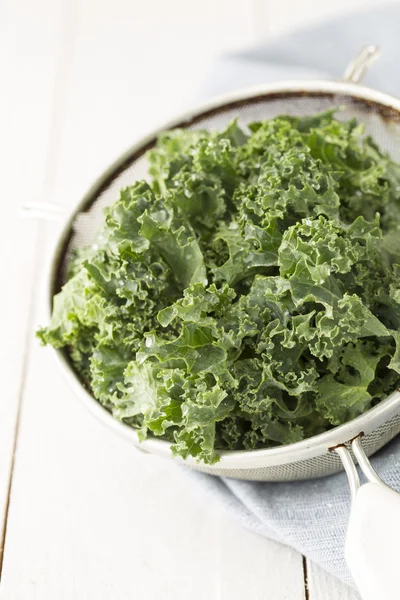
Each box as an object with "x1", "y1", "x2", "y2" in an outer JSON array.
[{"x1": 38, "y1": 113, "x2": 400, "y2": 464}]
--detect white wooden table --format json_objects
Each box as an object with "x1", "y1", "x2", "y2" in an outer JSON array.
[{"x1": 2, "y1": 0, "x2": 385, "y2": 597}]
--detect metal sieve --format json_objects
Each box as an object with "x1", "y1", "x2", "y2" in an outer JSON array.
[{"x1": 38, "y1": 46, "x2": 400, "y2": 488}]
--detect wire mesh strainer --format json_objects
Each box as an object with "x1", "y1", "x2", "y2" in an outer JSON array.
[{"x1": 44, "y1": 46, "x2": 400, "y2": 487}]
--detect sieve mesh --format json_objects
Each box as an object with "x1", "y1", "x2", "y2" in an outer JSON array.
[
  {"x1": 57, "y1": 91, "x2": 400, "y2": 481},
  {"x1": 183, "y1": 412, "x2": 400, "y2": 481}
]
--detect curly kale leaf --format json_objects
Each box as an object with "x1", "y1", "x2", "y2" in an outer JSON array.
[{"x1": 39, "y1": 112, "x2": 400, "y2": 463}]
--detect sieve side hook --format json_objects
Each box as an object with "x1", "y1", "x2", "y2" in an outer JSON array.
[
  {"x1": 342, "y1": 45, "x2": 380, "y2": 84},
  {"x1": 20, "y1": 201, "x2": 67, "y2": 222},
  {"x1": 334, "y1": 433, "x2": 387, "y2": 502}
]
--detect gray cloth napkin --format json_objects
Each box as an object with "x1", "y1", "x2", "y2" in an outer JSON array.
[{"x1": 190, "y1": 3, "x2": 400, "y2": 588}]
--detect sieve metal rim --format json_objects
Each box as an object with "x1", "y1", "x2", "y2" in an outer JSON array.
[{"x1": 48, "y1": 78, "x2": 400, "y2": 470}]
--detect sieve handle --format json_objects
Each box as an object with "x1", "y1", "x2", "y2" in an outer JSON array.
[
  {"x1": 345, "y1": 482, "x2": 400, "y2": 600},
  {"x1": 342, "y1": 45, "x2": 380, "y2": 84},
  {"x1": 336, "y1": 437, "x2": 400, "y2": 600}
]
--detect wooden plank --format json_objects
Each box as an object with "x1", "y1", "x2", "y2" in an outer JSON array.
[
  {"x1": 307, "y1": 560, "x2": 360, "y2": 600},
  {"x1": 0, "y1": 0, "x2": 66, "y2": 567}
]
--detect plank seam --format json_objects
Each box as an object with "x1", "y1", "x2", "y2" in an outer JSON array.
[
  {"x1": 303, "y1": 556, "x2": 310, "y2": 600},
  {"x1": 0, "y1": 280, "x2": 38, "y2": 573}
]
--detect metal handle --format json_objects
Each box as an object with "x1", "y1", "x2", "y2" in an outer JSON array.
[
  {"x1": 334, "y1": 434, "x2": 388, "y2": 503},
  {"x1": 342, "y1": 45, "x2": 380, "y2": 84}
]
